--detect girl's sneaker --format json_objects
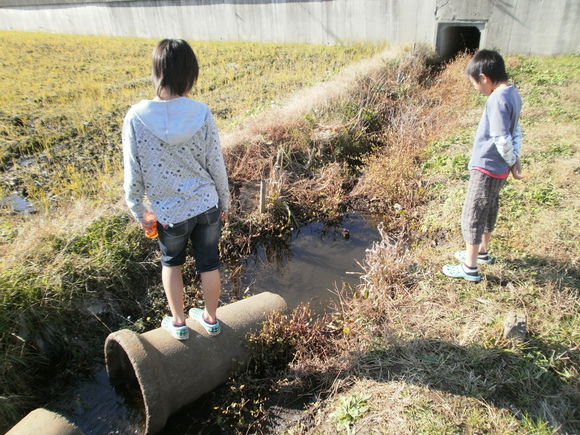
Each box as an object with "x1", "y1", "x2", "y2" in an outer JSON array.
[
  {"x1": 189, "y1": 308, "x2": 221, "y2": 336},
  {"x1": 454, "y1": 250, "x2": 495, "y2": 264},
  {"x1": 161, "y1": 317, "x2": 189, "y2": 340},
  {"x1": 442, "y1": 263, "x2": 481, "y2": 282}
]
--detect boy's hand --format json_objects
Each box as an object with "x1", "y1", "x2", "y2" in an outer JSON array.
[{"x1": 510, "y1": 157, "x2": 523, "y2": 180}]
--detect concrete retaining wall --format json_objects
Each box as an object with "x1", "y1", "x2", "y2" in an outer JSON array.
[
  {"x1": 0, "y1": 0, "x2": 578, "y2": 55},
  {"x1": 0, "y1": 0, "x2": 436, "y2": 45}
]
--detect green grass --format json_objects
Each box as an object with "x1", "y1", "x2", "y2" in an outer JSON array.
[
  {"x1": 329, "y1": 392, "x2": 372, "y2": 431},
  {"x1": 0, "y1": 211, "x2": 161, "y2": 430}
]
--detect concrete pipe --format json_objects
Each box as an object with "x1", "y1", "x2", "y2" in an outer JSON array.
[
  {"x1": 104, "y1": 291, "x2": 287, "y2": 434},
  {"x1": 6, "y1": 408, "x2": 84, "y2": 435}
]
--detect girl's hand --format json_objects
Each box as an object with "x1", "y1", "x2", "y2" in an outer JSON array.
[
  {"x1": 511, "y1": 157, "x2": 523, "y2": 180},
  {"x1": 221, "y1": 211, "x2": 228, "y2": 220}
]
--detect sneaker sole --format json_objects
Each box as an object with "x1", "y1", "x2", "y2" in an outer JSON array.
[{"x1": 167, "y1": 330, "x2": 189, "y2": 340}]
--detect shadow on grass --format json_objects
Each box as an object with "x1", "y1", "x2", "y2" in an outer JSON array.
[
  {"x1": 358, "y1": 337, "x2": 580, "y2": 432},
  {"x1": 496, "y1": 255, "x2": 580, "y2": 292}
]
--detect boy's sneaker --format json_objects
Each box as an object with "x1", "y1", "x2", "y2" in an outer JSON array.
[
  {"x1": 454, "y1": 250, "x2": 494, "y2": 264},
  {"x1": 161, "y1": 316, "x2": 189, "y2": 340},
  {"x1": 189, "y1": 308, "x2": 221, "y2": 336},
  {"x1": 442, "y1": 263, "x2": 481, "y2": 282}
]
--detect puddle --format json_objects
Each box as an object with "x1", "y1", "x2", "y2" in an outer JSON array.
[
  {"x1": 224, "y1": 212, "x2": 380, "y2": 312},
  {"x1": 0, "y1": 193, "x2": 36, "y2": 213}
]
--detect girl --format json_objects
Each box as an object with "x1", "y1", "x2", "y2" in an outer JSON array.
[{"x1": 123, "y1": 39, "x2": 229, "y2": 339}]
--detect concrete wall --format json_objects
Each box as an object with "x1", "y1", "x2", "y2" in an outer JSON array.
[
  {"x1": 0, "y1": 0, "x2": 437, "y2": 45},
  {"x1": 0, "y1": 0, "x2": 578, "y2": 56}
]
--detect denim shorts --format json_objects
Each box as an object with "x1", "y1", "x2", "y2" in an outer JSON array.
[{"x1": 157, "y1": 206, "x2": 222, "y2": 271}]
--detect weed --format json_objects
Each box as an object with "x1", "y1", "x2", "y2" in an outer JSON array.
[
  {"x1": 530, "y1": 142, "x2": 575, "y2": 161},
  {"x1": 422, "y1": 153, "x2": 470, "y2": 179},
  {"x1": 329, "y1": 393, "x2": 371, "y2": 432},
  {"x1": 206, "y1": 304, "x2": 330, "y2": 433}
]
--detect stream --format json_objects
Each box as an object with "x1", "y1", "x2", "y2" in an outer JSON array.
[{"x1": 45, "y1": 212, "x2": 381, "y2": 434}]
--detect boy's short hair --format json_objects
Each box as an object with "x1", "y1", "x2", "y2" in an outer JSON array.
[
  {"x1": 466, "y1": 49, "x2": 508, "y2": 84},
  {"x1": 152, "y1": 39, "x2": 199, "y2": 97}
]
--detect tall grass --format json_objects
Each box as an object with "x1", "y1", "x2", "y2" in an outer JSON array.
[{"x1": 0, "y1": 205, "x2": 159, "y2": 429}]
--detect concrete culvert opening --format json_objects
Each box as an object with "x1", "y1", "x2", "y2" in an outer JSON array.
[
  {"x1": 104, "y1": 338, "x2": 147, "y2": 424},
  {"x1": 437, "y1": 22, "x2": 485, "y2": 62},
  {"x1": 105, "y1": 339, "x2": 144, "y2": 397}
]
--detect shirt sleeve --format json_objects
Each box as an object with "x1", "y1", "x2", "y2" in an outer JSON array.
[
  {"x1": 493, "y1": 135, "x2": 517, "y2": 166},
  {"x1": 122, "y1": 114, "x2": 146, "y2": 223},
  {"x1": 512, "y1": 122, "x2": 522, "y2": 158},
  {"x1": 203, "y1": 111, "x2": 230, "y2": 212},
  {"x1": 489, "y1": 97, "x2": 518, "y2": 166}
]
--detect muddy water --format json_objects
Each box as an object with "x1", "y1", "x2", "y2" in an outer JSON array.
[
  {"x1": 48, "y1": 365, "x2": 144, "y2": 434},
  {"x1": 45, "y1": 212, "x2": 380, "y2": 434},
  {"x1": 224, "y1": 212, "x2": 380, "y2": 313}
]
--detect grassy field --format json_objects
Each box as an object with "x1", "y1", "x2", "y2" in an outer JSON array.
[
  {"x1": 0, "y1": 30, "x2": 579, "y2": 434},
  {"x1": 0, "y1": 31, "x2": 382, "y2": 206}
]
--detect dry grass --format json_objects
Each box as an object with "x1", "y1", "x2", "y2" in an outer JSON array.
[
  {"x1": 222, "y1": 46, "x2": 405, "y2": 184},
  {"x1": 220, "y1": 47, "x2": 402, "y2": 151},
  {"x1": 310, "y1": 380, "x2": 523, "y2": 434}
]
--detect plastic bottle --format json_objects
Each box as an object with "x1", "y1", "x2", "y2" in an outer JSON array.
[{"x1": 143, "y1": 202, "x2": 158, "y2": 238}]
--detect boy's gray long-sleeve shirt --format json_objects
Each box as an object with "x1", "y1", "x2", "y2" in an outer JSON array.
[
  {"x1": 123, "y1": 97, "x2": 229, "y2": 226},
  {"x1": 469, "y1": 85, "x2": 522, "y2": 175}
]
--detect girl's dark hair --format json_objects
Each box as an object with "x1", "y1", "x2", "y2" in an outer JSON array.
[
  {"x1": 466, "y1": 49, "x2": 508, "y2": 84},
  {"x1": 152, "y1": 39, "x2": 199, "y2": 97}
]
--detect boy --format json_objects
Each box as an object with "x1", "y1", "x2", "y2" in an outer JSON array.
[{"x1": 443, "y1": 49, "x2": 523, "y2": 282}]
